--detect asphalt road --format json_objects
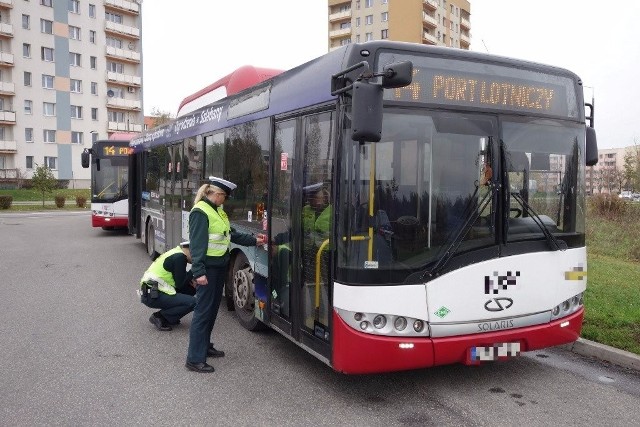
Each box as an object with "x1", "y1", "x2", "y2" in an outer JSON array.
[{"x1": 1, "y1": 212, "x2": 639, "y2": 426}]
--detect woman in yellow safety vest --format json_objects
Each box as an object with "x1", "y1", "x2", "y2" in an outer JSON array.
[{"x1": 185, "y1": 177, "x2": 266, "y2": 373}]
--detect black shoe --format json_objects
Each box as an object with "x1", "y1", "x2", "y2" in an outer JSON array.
[
  {"x1": 207, "y1": 346, "x2": 225, "y2": 358},
  {"x1": 185, "y1": 361, "x2": 215, "y2": 373},
  {"x1": 149, "y1": 314, "x2": 172, "y2": 331}
]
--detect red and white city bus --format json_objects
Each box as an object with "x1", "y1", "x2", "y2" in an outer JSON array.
[
  {"x1": 81, "y1": 133, "x2": 136, "y2": 229},
  {"x1": 129, "y1": 41, "x2": 598, "y2": 374}
]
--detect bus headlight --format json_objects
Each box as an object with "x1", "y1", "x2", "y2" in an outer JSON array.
[
  {"x1": 373, "y1": 315, "x2": 387, "y2": 329},
  {"x1": 413, "y1": 320, "x2": 424, "y2": 333},
  {"x1": 394, "y1": 316, "x2": 407, "y2": 331}
]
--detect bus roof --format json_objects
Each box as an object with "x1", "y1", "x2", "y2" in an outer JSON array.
[
  {"x1": 132, "y1": 41, "x2": 583, "y2": 151},
  {"x1": 109, "y1": 132, "x2": 138, "y2": 141},
  {"x1": 177, "y1": 65, "x2": 283, "y2": 117}
]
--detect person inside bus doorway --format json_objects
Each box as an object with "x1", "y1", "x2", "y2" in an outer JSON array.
[
  {"x1": 139, "y1": 241, "x2": 196, "y2": 331},
  {"x1": 271, "y1": 183, "x2": 332, "y2": 317},
  {"x1": 186, "y1": 177, "x2": 267, "y2": 373}
]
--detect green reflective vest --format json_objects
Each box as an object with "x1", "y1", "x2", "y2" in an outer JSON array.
[
  {"x1": 192, "y1": 200, "x2": 231, "y2": 257},
  {"x1": 140, "y1": 246, "x2": 183, "y2": 295}
]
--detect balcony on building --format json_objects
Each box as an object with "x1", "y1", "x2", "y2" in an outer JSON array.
[
  {"x1": 0, "y1": 0, "x2": 12, "y2": 10},
  {"x1": 106, "y1": 71, "x2": 141, "y2": 87},
  {"x1": 0, "y1": 51, "x2": 13, "y2": 66},
  {"x1": 422, "y1": 11, "x2": 437, "y2": 29},
  {"x1": 423, "y1": 0, "x2": 437, "y2": 11},
  {"x1": 0, "y1": 81, "x2": 14, "y2": 95},
  {"x1": 422, "y1": 31, "x2": 437, "y2": 45},
  {"x1": 106, "y1": 97, "x2": 141, "y2": 111},
  {"x1": 107, "y1": 121, "x2": 143, "y2": 133},
  {"x1": 0, "y1": 109, "x2": 15, "y2": 124},
  {"x1": 105, "y1": 21, "x2": 140, "y2": 40},
  {"x1": 104, "y1": 0, "x2": 140, "y2": 15},
  {"x1": 105, "y1": 46, "x2": 141, "y2": 64},
  {"x1": 0, "y1": 139, "x2": 17, "y2": 154},
  {"x1": 460, "y1": 32, "x2": 470, "y2": 48},
  {"x1": 461, "y1": 16, "x2": 470, "y2": 30},
  {"x1": 0, "y1": 22, "x2": 13, "y2": 38},
  {"x1": 329, "y1": 27, "x2": 351, "y2": 39},
  {"x1": 329, "y1": 9, "x2": 351, "y2": 22}
]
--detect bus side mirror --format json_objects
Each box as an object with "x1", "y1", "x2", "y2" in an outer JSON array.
[
  {"x1": 81, "y1": 150, "x2": 90, "y2": 168},
  {"x1": 351, "y1": 81, "x2": 383, "y2": 142},
  {"x1": 586, "y1": 127, "x2": 598, "y2": 166},
  {"x1": 381, "y1": 61, "x2": 413, "y2": 89}
]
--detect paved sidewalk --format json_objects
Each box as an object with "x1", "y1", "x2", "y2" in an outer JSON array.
[{"x1": 562, "y1": 338, "x2": 640, "y2": 371}]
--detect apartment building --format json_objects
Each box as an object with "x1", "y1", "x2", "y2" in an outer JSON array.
[
  {"x1": 0, "y1": 0, "x2": 143, "y2": 188},
  {"x1": 586, "y1": 146, "x2": 639, "y2": 195},
  {"x1": 328, "y1": 0, "x2": 471, "y2": 51}
]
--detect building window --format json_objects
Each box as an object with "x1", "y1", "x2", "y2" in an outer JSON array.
[
  {"x1": 105, "y1": 12, "x2": 123, "y2": 24},
  {"x1": 41, "y1": 0, "x2": 52, "y2": 7},
  {"x1": 108, "y1": 87, "x2": 124, "y2": 98},
  {"x1": 43, "y1": 102, "x2": 56, "y2": 116},
  {"x1": 90, "y1": 56, "x2": 97, "y2": 70},
  {"x1": 70, "y1": 105, "x2": 83, "y2": 119},
  {"x1": 41, "y1": 47, "x2": 54, "y2": 62},
  {"x1": 24, "y1": 71, "x2": 32, "y2": 86},
  {"x1": 381, "y1": 0, "x2": 388, "y2": 3},
  {"x1": 69, "y1": 26, "x2": 81, "y2": 40},
  {"x1": 108, "y1": 110, "x2": 125, "y2": 123},
  {"x1": 340, "y1": 22, "x2": 351, "y2": 30},
  {"x1": 356, "y1": 17, "x2": 360, "y2": 27},
  {"x1": 70, "y1": 79, "x2": 82, "y2": 93},
  {"x1": 69, "y1": 0, "x2": 80, "y2": 14},
  {"x1": 23, "y1": 43, "x2": 31, "y2": 58},
  {"x1": 42, "y1": 74, "x2": 54, "y2": 89},
  {"x1": 43, "y1": 130, "x2": 56, "y2": 144},
  {"x1": 107, "y1": 61, "x2": 124, "y2": 73},
  {"x1": 26, "y1": 156, "x2": 34, "y2": 169},
  {"x1": 381, "y1": 12, "x2": 388, "y2": 22},
  {"x1": 356, "y1": 34, "x2": 360, "y2": 42},
  {"x1": 106, "y1": 37, "x2": 123, "y2": 48},
  {"x1": 340, "y1": 38, "x2": 351, "y2": 46},
  {"x1": 25, "y1": 128, "x2": 34, "y2": 143},
  {"x1": 44, "y1": 156, "x2": 57, "y2": 170},
  {"x1": 381, "y1": 29, "x2": 388, "y2": 39},
  {"x1": 89, "y1": 4, "x2": 96, "y2": 18},
  {"x1": 71, "y1": 131, "x2": 83, "y2": 144},
  {"x1": 91, "y1": 107, "x2": 98, "y2": 120},
  {"x1": 22, "y1": 14, "x2": 30, "y2": 30},
  {"x1": 365, "y1": 32, "x2": 373, "y2": 41},
  {"x1": 70, "y1": 52, "x2": 81, "y2": 67},
  {"x1": 356, "y1": 1, "x2": 360, "y2": 10},
  {"x1": 365, "y1": 15, "x2": 373, "y2": 25},
  {"x1": 24, "y1": 100, "x2": 33, "y2": 114},
  {"x1": 40, "y1": 19, "x2": 53, "y2": 34},
  {"x1": 91, "y1": 81, "x2": 98, "y2": 95},
  {"x1": 365, "y1": 0, "x2": 373, "y2": 7},
  {"x1": 89, "y1": 30, "x2": 96, "y2": 44}
]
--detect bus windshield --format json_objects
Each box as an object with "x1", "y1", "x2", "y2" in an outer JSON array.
[
  {"x1": 337, "y1": 108, "x2": 584, "y2": 285},
  {"x1": 92, "y1": 156, "x2": 128, "y2": 203}
]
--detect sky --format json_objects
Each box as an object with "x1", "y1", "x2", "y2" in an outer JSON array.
[{"x1": 141, "y1": 0, "x2": 640, "y2": 149}]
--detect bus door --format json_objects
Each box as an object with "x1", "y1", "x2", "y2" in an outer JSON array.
[
  {"x1": 270, "y1": 112, "x2": 334, "y2": 359},
  {"x1": 165, "y1": 142, "x2": 184, "y2": 248}
]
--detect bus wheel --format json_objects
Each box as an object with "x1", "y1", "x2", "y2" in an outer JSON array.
[
  {"x1": 231, "y1": 253, "x2": 264, "y2": 331},
  {"x1": 146, "y1": 223, "x2": 157, "y2": 259}
]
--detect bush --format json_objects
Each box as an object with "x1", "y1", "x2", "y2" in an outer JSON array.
[
  {"x1": 0, "y1": 195, "x2": 12, "y2": 209},
  {"x1": 56, "y1": 179, "x2": 70, "y2": 189},
  {"x1": 589, "y1": 194, "x2": 627, "y2": 219},
  {"x1": 54, "y1": 195, "x2": 65, "y2": 208},
  {"x1": 76, "y1": 195, "x2": 87, "y2": 208}
]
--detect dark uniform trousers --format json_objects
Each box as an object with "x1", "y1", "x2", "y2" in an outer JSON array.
[
  {"x1": 140, "y1": 291, "x2": 195, "y2": 325},
  {"x1": 187, "y1": 265, "x2": 226, "y2": 364}
]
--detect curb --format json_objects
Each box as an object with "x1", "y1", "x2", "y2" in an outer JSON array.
[{"x1": 564, "y1": 338, "x2": 640, "y2": 371}]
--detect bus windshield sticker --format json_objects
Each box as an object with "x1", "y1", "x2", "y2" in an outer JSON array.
[{"x1": 364, "y1": 260, "x2": 379, "y2": 269}]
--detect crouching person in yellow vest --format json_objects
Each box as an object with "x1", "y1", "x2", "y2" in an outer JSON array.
[{"x1": 140, "y1": 241, "x2": 197, "y2": 331}]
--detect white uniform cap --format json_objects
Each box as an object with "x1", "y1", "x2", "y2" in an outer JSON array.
[
  {"x1": 208, "y1": 176, "x2": 237, "y2": 195},
  {"x1": 179, "y1": 241, "x2": 190, "y2": 248},
  {"x1": 303, "y1": 182, "x2": 323, "y2": 193}
]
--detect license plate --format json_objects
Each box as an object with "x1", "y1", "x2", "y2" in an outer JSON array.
[{"x1": 470, "y1": 342, "x2": 521, "y2": 361}]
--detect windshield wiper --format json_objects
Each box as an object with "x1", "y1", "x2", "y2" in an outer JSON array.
[
  {"x1": 420, "y1": 183, "x2": 496, "y2": 280},
  {"x1": 510, "y1": 192, "x2": 567, "y2": 251}
]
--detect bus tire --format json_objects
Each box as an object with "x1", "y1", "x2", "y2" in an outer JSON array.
[
  {"x1": 146, "y1": 222, "x2": 158, "y2": 260},
  {"x1": 231, "y1": 252, "x2": 264, "y2": 331}
]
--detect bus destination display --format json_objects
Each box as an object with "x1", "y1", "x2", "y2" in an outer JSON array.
[
  {"x1": 102, "y1": 145, "x2": 132, "y2": 156},
  {"x1": 381, "y1": 54, "x2": 575, "y2": 118}
]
